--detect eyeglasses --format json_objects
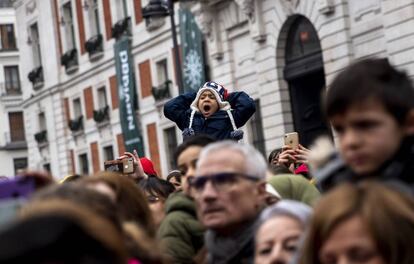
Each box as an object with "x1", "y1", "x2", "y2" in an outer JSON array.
[{"x1": 189, "y1": 172, "x2": 259, "y2": 193}]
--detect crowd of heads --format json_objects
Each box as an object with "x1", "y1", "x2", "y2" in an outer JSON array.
[{"x1": 1, "y1": 57, "x2": 414, "y2": 264}]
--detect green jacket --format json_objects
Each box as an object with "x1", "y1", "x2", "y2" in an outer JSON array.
[
  {"x1": 157, "y1": 192, "x2": 204, "y2": 264},
  {"x1": 267, "y1": 174, "x2": 321, "y2": 206}
]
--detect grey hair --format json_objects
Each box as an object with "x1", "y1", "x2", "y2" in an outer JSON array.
[
  {"x1": 196, "y1": 140, "x2": 267, "y2": 180},
  {"x1": 258, "y1": 200, "x2": 312, "y2": 229}
]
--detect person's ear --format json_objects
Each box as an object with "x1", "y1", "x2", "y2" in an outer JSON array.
[
  {"x1": 256, "y1": 181, "x2": 267, "y2": 206},
  {"x1": 403, "y1": 109, "x2": 414, "y2": 135}
]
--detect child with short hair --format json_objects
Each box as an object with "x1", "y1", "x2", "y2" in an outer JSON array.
[
  {"x1": 320, "y1": 58, "x2": 414, "y2": 192},
  {"x1": 164, "y1": 81, "x2": 256, "y2": 141}
]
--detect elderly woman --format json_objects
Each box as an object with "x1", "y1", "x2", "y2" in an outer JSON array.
[
  {"x1": 298, "y1": 182, "x2": 414, "y2": 264},
  {"x1": 255, "y1": 200, "x2": 312, "y2": 264}
]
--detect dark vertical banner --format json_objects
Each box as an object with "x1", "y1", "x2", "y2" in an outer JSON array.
[
  {"x1": 179, "y1": 8, "x2": 206, "y2": 92},
  {"x1": 114, "y1": 35, "x2": 144, "y2": 156}
]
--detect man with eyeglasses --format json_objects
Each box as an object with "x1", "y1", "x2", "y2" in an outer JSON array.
[{"x1": 193, "y1": 141, "x2": 267, "y2": 264}]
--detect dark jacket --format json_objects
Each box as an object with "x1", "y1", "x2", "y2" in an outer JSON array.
[
  {"x1": 163, "y1": 91, "x2": 256, "y2": 140},
  {"x1": 205, "y1": 216, "x2": 259, "y2": 264},
  {"x1": 158, "y1": 192, "x2": 204, "y2": 264},
  {"x1": 318, "y1": 136, "x2": 414, "y2": 195}
]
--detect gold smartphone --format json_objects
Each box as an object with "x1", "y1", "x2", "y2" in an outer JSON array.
[{"x1": 284, "y1": 132, "x2": 299, "y2": 149}]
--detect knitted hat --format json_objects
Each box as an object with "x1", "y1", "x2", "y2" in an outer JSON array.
[
  {"x1": 190, "y1": 81, "x2": 231, "y2": 111},
  {"x1": 183, "y1": 81, "x2": 244, "y2": 141},
  {"x1": 139, "y1": 157, "x2": 157, "y2": 176}
]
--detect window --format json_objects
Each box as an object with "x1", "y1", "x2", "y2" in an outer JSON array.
[
  {"x1": 73, "y1": 98, "x2": 82, "y2": 118},
  {"x1": 43, "y1": 163, "x2": 51, "y2": 172},
  {"x1": 249, "y1": 100, "x2": 265, "y2": 156},
  {"x1": 38, "y1": 112, "x2": 46, "y2": 131},
  {"x1": 62, "y1": 2, "x2": 76, "y2": 51},
  {"x1": 4, "y1": 66, "x2": 20, "y2": 93},
  {"x1": 164, "y1": 127, "x2": 177, "y2": 170},
  {"x1": 0, "y1": 0, "x2": 13, "y2": 8},
  {"x1": 97, "y1": 87, "x2": 107, "y2": 108},
  {"x1": 0, "y1": 24, "x2": 16, "y2": 50},
  {"x1": 115, "y1": 0, "x2": 126, "y2": 21},
  {"x1": 103, "y1": 145, "x2": 114, "y2": 161},
  {"x1": 78, "y1": 153, "x2": 89, "y2": 175},
  {"x1": 156, "y1": 59, "x2": 168, "y2": 84},
  {"x1": 14, "y1": 158, "x2": 28, "y2": 175},
  {"x1": 8, "y1": 112, "x2": 25, "y2": 142},
  {"x1": 30, "y1": 23, "x2": 42, "y2": 67},
  {"x1": 88, "y1": 0, "x2": 100, "y2": 36}
]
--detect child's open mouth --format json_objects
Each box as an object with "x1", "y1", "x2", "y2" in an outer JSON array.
[{"x1": 203, "y1": 105, "x2": 211, "y2": 112}]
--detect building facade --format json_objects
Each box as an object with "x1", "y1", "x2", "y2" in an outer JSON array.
[
  {"x1": 0, "y1": 0, "x2": 27, "y2": 177},
  {"x1": 11, "y1": 0, "x2": 414, "y2": 179}
]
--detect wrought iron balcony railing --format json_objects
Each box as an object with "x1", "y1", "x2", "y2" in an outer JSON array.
[
  {"x1": 85, "y1": 34, "x2": 103, "y2": 61},
  {"x1": 111, "y1": 17, "x2": 131, "y2": 40},
  {"x1": 0, "y1": 82, "x2": 21, "y2": 96},
  {"x1": 68, "y1": 115, "x2": 84, "y2": 132},
  {"x1": 152, "y1": 80, "x2": 172, "y2": 101},
  {"x1": 61, "y1": 48, "x2": 79, "y2": 74},
  {"x1": 27, "y1": 66, "x2": 44, "y2": 90},
  {"x1": 34, "y1": 130, "x2": 47, "y2": 144},
  {"x1": 93, "y1": 105, "x2": 109, "y2": 123}
]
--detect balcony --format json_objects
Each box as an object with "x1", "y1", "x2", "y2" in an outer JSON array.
[
  {"x1": 61, "y1": 48, "x2": 79, "y2": 74},
  {"x1": 111, "y1": 17, "x2": 131, "y2": 40},
  {"x1": 93, "y1": 105, "x2": 110, "y2": 126},
  {"x1": 34, "y1": 130, "x2": 48, "y2": 148},
  {"x1": 27, "y1": 66, "x2": 44, "y2": 90},
  {"x1": 68, "y1": 115, "x2": 84, "y2": 135},
  {"x1": 0, "y1": 82, "x2": 21, "y2": 96},
  {"x1": 85, "y1": 34, "x2": 103, "y2": 61},
  {"x1": 152, "y1": 80, "x2": 172, "y2": 102},
  {"x1": 0, "y1": 132, "x2": 27, "y2": 151}
]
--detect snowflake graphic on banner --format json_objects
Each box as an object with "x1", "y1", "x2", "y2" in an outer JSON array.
[{"x1": 183, "y1": 49, "x2": 203, "y2": 90}]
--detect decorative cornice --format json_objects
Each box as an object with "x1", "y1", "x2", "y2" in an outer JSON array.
[
  {"x1": 234, "y1": 0, "x2": 254, "y2": 21},
  {"x1": 192, "y1": 3, "x2": 213, "y2": 41},
  {"x1": 280, "y1": 0, "x2": 300, "y2": 15}
]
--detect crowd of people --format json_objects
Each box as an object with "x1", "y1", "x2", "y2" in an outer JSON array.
[{"x1": 1, "y1": 57, "x2": 414, "y2": 264}]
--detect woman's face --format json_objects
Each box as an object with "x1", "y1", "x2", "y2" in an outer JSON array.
[
  {"x1": 319, "y1": 216, "x2": 385, "y2": 264},
  {"x1": 146, "y1": 192, "x2": 165, "y2": 228},
  {"x1": 255, "y1": 215, "x2": 303, "y2": 264},
  {"x1": 177, "y1": 146, "x2": 203, "y2": 197}
]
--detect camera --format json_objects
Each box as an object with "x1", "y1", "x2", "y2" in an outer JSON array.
[{"x1": 104, "y1": 158, "x2": 135, "y2": 174}]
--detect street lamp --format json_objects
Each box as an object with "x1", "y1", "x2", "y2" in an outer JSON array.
[{"x1": 142, "y1": 0, "x2": 189, "y2": 94}]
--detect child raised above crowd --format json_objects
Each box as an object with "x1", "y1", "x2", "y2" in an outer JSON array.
[
  {"x1": 164, "y1": 81, "x2": 256, "y2": 141},
  {"x1": 319, "y1": 58, "x2": 414, "y2": 193}
]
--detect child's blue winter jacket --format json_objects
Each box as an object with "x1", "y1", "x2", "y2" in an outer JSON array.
[{"x1": 164, "y1": 91, "x2": 256, "y2": 140}]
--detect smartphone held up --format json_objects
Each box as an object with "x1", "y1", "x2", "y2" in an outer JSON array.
[
  {"x1": 284, "y1": 132, "x2": 299, "y2": 149},
  {"x1": 104, "y1": 158, "x2": 135, "y2": 174}
]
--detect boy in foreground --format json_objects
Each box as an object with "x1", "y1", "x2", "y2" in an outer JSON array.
[{"x1": 320, "y1": 58, "x2": 414, "y2": 192}]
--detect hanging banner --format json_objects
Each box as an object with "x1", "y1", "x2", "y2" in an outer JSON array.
[
  {"x1": 114, "y1": 35, "x2": 144, "y2": 156},
  {"x1": 179, "y1": 8, "x2": 206, "y2": 92}
]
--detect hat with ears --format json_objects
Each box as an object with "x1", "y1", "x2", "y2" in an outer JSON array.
[
  {"x1": 190, "y1": 81, "x2": 231, "y2": 111},
  {"x1": 183, "y1": 81, "x2": 244, "y2": 141}
]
